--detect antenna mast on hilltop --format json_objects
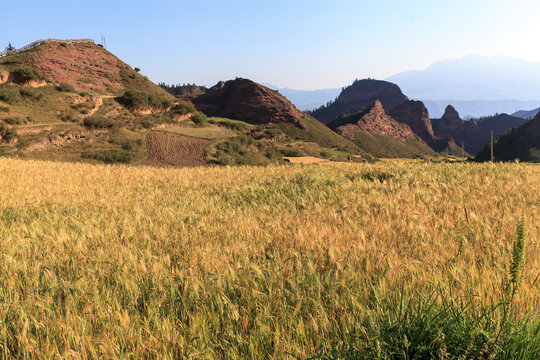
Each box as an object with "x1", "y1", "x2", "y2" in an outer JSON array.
[{"x1": 101, "y1": 35, "x2": 106, "y2": 49}]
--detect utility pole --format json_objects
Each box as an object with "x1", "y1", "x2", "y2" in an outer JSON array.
[{"x1": 490, "y1": 130, "x2": 494, "y2": 162}]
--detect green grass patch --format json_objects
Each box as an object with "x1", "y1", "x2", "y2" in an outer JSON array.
[
  {"x1": 78, "y1": 77, "x2": 94, "y2": 84},
  {"x1": 117, "y1": 89, "x2": 172, "y2": 111},
  {"x1": 352, "y1": 132, "x2": 437, "y2": 158}
]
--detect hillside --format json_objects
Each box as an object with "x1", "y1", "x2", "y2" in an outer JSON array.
[
  {"x1": 309, "y1": 79, "x2": 408, "y2": 124},
  {"x1": 190, "y1": 78, "x2": 365, "y2": 162},
  {"x1": 0, "y1": 39, "x2": 182, "y2": 165},
  {"x1": 0, "y1": 40, "x2": 171, "y2": 97},
  {"x1": 326, "y1": 100, "x2": 436, "y2": 158},
  {"x1": 431, "y1": 105, "x2": 527, "y2": 154},
  {"x1": 475, "y1": 113, "x2": 540, "y2": 162},
  {"x1": 1, "y1": 44, "x2": 364, "y2": 166}
]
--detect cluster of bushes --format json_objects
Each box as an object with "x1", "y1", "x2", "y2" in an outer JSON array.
[
  {"x1": 191, "y1": 112, "x2": 207, "y2": 127},
  {"x1": 3, "y1": 117, "x2": 24, "y2": 125},
  {"x1": 211, "y1": 135, "x2": 281, "y2": 166},
  {"x1": 209, "y1": 118, "x2": 247, "y2": 132},
  {"x1": 0, "y1": 86, "x2": 44, "y2": 104},
  {"x1": 0, "y1": 87, "x2": 21, "y2": 104},
  {"x1": 18, "y1": 87, "x2": 43, "y2": 101},
  {"x1": 117, "y1": 89, "x2": 172, "y2": 111},
  {"x1": 71, "y1": 102, "x2": 94, "y2": 114},
  {"x1": 59, "y1": 113, "x2": 77, "y2": 123},
  {"x1": 83, "y1": 149, "x2": 134, "y2": 164},
  {"x1": 11, "y1": 68, "x2": 46, "y2": 83},
  {"x1": 56, "y1": 83, "x2": 76, "y2": 92},
  {"x1": 0, "y1": 122, "x2": 16, "y2": 143},
  {"x1": 170, "y1": 101, "x2": 195, "y2": 116},
  {"x1": 108, "y1": 136, "x2": 143, "y2": 151},
  {"x1": 83, "y1": 115, "x2": 117, "y2": 129}
]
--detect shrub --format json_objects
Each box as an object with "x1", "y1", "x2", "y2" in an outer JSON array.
[
  {"x1": 117, "y1": 89, "x2": 172, "y2": 111},
  {"x1": 170, "y1": 101, "x2": 196, "y2": 116},
  {"x1": 83, "y1": 150, "x2": 134, "y2": 164},
  {"x1": 0, "y1": 106, "x2": 9, "y2": 113},
  {"x1": 78, "y1": 77, "x2": 93, "y2": 84},
  {"x1": 83, "y1": 116, "x2": 117, "y2": 129},
  {"x1": 3, "y1": 117, "x2": 23, "y2": 125},
  {"x1": 108, "y1": 134, "x2": 144, "y2": 151},
  {"x1": 12, "y1": 68, "x2": 45, "y2": 82},
  {"x1": 283, "y1": 149, "x2": 305, "y2": 157},
  {"x1": 59, "y1": 113, "x2": 77, "y2": 122},
  {"x1": 19, "y1": 88, "x2": 43, "y2": 100},
  {"x1": 0, "y1": 87, "x2": 20, "y2": 104},
  {"x1": 134, "y1": 67, "x2": 141, "y2": 73},
  {"x1": 56, "y1": 83, "x2": 76, "y2": 92},
  {"x1": 0, "y1": 123, "x2": 16, "y2": 142},
  {"x1": 191, "y1": 112, "x2": 208, "y2": 127}
]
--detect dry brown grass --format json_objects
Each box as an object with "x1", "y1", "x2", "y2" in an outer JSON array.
[{"x1": 0, "y1": 158, "x2": 538, "y2": 358}]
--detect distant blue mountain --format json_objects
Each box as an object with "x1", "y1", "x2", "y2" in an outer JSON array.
[
  {"x1": 266, "y1": 55, "x2": 540, "y2": 118},
  {"x1": 512, "y1": 107, "x2": 540, "y2": 119},
  {"x1": 386, "y1": 55, "x2": 540, "y2": 101}
]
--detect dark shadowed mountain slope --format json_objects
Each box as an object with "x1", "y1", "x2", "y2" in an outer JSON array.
[
  {"x1": 432, "y1": 106, "x2": 527, "y2": 154},
  {"x1": 192, "y1": 78, "x2": 362, "y2": 155},
  {"x1": 193, "y1": 78, "x2": 304, "y2": 126},
  {"x1": 475, "y1": 113, "x2": 540, "y2": 162},
  {"x1": 309, "y1": 79, "x2": 408, "y2": 124}
]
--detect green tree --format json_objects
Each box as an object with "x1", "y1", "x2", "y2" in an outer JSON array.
[{"x1": 5, "y1": 43, "x2": 15, "y2": 51}]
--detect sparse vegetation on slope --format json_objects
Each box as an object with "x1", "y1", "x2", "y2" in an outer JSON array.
[
  {"x1": 117, "y1": 89, "x2": 172, "y2": 111},
  {"x1": 0, "y1": 159, "x2": 538, "y2": 358}
]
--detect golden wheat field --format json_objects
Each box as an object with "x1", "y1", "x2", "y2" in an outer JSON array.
[{"x1": 0, "y1": 158, "x2": 538, "y2": 358}]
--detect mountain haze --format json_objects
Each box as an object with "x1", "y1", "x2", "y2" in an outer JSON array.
[{"x1": 386, "y1": 55, "x2": 540, "y2": 101}]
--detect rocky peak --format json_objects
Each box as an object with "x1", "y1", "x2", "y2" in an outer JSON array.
[
  {"x1": 328, "y1": 100, "x2": 419, "y2": 142},
  {"x1": 442, "y1": 105, "x2": 461, "y2": 121},
  {"x1": 193, "y1": 78, "x2": 304, "y2": 126},
  {"x1": 209, "y1": 81, "x2": 226, "y2": 91}
]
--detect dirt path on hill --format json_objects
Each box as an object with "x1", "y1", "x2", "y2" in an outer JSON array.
[{"x1": 140, "y1": 131, "x2": 211, "y2": 167}]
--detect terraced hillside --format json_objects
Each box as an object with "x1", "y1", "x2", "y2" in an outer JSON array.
[{"x1": 0, "y1": 41, "x2": 365, "y2": 165}]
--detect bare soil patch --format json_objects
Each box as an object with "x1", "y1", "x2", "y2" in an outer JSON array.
[{"x1": 141, "y1": 131, "x2": 211, "y2": 167}]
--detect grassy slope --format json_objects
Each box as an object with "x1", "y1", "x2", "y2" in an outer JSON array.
[
  {"x1": 274, "y1": 115, "x2": 364, "y2": 155},
  {"x1": 475, "y1": 119, "x2": 540, "y2": 162},
  {"x1": 0, "y1": 42, "x2": 176, "y2": 164},
  {"x1": 352, "y1": 131, "x2": 438, "y2": 158},
  {"x1": 0, "y1": 159, "x2": 538, "y2": 358}
]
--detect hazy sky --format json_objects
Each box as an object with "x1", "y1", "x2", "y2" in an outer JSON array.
[{"x1": 2, "y1": 0, "x2": 539, "y2": 89}]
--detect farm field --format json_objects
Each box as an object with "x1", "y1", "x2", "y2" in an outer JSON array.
[{"x1": 0, "y1": 158, "x2": 538, "y2": 358}]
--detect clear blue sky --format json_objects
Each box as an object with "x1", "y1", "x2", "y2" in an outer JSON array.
[{"x1": 1, "y1": 0, "x2": 539, "y2": 89}]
